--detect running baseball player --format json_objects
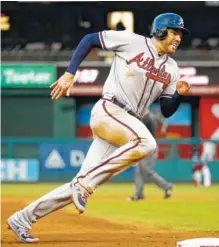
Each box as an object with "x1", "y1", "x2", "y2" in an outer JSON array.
[
  {"x1": 8, "y1": 13, "x2": 190, "y2": 243},
  {"x1": 192, "y1": 147, "x2": 212, "y2": 187},
  {"x1": 128, "y1": 108, "x2": 173, "y2": 201}
]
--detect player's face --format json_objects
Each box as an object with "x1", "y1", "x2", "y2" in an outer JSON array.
[{"x1": 164, "y1": 29, "x2": 182, "y2": 54}]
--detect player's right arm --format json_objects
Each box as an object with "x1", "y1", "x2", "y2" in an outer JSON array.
[
  {"x1": 50, "y1": 30, "x2": 133, "y2": 100},
  {"x1": 50, "y1": 33, "x2": 101, "y2": 100}
]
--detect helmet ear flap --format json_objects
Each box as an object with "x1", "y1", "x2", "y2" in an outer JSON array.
[{"x1": 153, "y1": 29, "x2": 168, "y2": 40}]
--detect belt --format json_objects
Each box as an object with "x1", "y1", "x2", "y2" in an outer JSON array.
[{"x1": 101, "y1": 97, "x2": 141, "y2": 120}]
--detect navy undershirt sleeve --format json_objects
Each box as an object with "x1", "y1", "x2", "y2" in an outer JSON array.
[
  {"x1": 66, "y1": 33, "x2": 101, "y2": 75},
  {"x1": 159, "y1": 91, "x2": 182, "y2": 118}
]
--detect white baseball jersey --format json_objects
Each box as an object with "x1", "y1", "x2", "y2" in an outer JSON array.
[{"x1": 99, "y1": 30, "x2": 180, "y2": 118}]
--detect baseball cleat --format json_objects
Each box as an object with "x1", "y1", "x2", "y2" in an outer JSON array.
[
  {"x1": 7, "y1": 218, "x2": 39, "y2": 243},
  {"x1": 71, "y1": 182, "x2": 92, "y2": 214},
  {"x1": 164, "y1": 185, "x2": 173, "y2": 199},
  {"x1": 127, "y1": 195, "x2": 144, "y2": 201}
]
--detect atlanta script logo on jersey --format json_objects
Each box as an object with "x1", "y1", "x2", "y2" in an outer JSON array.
[{"x1": 127, "y1": 52, "x2": 171, "y2": 87}]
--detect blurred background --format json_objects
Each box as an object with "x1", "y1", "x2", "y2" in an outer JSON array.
[{"x1": 1, "y1": 1, "x2": 219, "y2": 184}]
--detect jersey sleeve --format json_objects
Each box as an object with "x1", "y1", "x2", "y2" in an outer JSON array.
[
  {"x1": 99, "y1": 30, "x2": 133, "y2": 52},
  {"x1": 160, "y1": 67, "x2": 180, "y2": 99}
]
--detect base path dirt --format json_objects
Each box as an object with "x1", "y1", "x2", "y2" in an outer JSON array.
[{"x1": 2, "y1": 197, "x2": 218, "y2": 247}]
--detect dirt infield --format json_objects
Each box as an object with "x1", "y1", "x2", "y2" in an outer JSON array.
[{"x1": 2, "y1": 197, "x2": 218, "y2": 247}]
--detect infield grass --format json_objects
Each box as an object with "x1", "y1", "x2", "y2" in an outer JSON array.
[{"x1": 2, "y1": 183, "x2": 219, "y2": 232}]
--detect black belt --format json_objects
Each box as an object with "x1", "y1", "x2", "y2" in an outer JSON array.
[{"x1": 102, "y1": 97, "x2": 141, "y2": 120}]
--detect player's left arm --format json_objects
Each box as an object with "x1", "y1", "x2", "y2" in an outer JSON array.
[
  {"x1": 159, "y1": 91, "x2": 182, "y2": 118},
  {"x1": 160, "y1": 77, "x2": 190, "y2": 118},
  {"x1": 159, "y1": 70, "x2": 190, "y2": 118}
]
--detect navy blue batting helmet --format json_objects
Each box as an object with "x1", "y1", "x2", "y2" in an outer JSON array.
[{"x1": 150, "y1": 13, "x2": 190, "y2": 40}]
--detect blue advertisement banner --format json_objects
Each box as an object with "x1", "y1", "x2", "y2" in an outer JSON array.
[
  {"x1": 39, "y1": 141, "x2": 91, "y2": 181},
  {"x1": 1, "y1": 159, "x2": 39, "y2": 182},
  {"x1": 39, "y1": 141, "x2": 135, "y2": 182}
]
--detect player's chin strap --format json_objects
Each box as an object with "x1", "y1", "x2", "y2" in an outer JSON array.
[{"x1": 101, "y1": 95, "x2": 142, "y2": 121}]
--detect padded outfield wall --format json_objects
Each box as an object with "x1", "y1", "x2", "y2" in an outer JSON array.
[{"x1": 1, "y1": 138, "x2": 219, "y2": 183}]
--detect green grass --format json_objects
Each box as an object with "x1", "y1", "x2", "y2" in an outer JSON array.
[{"x1": 2, "y1": 183, "x2": 219, "y2": 231}]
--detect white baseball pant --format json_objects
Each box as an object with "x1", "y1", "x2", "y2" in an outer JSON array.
[
  {"x1": 73, "y1": 99, "x2": 157, "y2": 191},
  {"x1": 10, "y1": 99, "x2": 157, "y2": 229}
]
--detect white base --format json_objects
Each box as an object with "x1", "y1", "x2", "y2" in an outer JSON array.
[{"x1": 177, "y1": 238, "x2": 219, "y2": 247}]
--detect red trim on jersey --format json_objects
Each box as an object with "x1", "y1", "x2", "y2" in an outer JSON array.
[
  {"x1": 144, "y1": 80, "x2": 156, "y2": 107},
  {"x1": 143, "y1": 54, "x2": 169, "y2": 109},
  {"x1": 136, "y1": 38, "x2": 155, "y2": 111},
  {"x1": 145, "y1": 38, "x2": 155, "y2": 61},
  {"x1": 75, "y1": 100, "x2": 141, "y2": 186},
  {"x1": 137, "y1": 78, "x2": 149, "y2": 109},
  {"x1": 99, "y1": 32, "x2": 107, "y2": 50},
  {"x1": 102, "y1": 100, "x2": 140, "y2": 140},
  {"x1": 146, "y1": 72, "x2": 170, "y2": 86}
]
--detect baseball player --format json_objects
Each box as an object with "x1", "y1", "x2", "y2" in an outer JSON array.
[
  {"x1": 192, "y1": 147, "x2": 212, "y2": 187},
  {"x1": 8, "y1": 13, "x2": 190, "y2": 243},
  {"x1": 128, "y1": 108, "x2": 173, "y2": 201}
]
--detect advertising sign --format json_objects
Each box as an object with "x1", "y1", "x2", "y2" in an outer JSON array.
[
  {"x1": 0, "y1": 159, "x2": 39, "y2": 182},
  {"x1": 39, "y1": 141, "x2": 91, "y2": 181},
  {"x1": 57, "y1": 66, "x2": 107, "y2": 85},
  {"x1": 57, "y1": 66, "x2": 219, "y2": 96},
  {"x1": 200, "y1": 98, "x2": 219, "y2": 140},
  {"x1": 1, "y1": 64, "x2": 56, "y2": 88},
  {"x1": 150, "y1": 103, "x2": 191, "y2": 138},
  {"x1": 58, "y1": 65, "x2": 219, "y2": 85},
  {"x1": 200, "y1": 98, "x2": 219, "y2": 159},
  {"x1": 39, "y1": 141, "x2": 135, "y2": 182}
]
